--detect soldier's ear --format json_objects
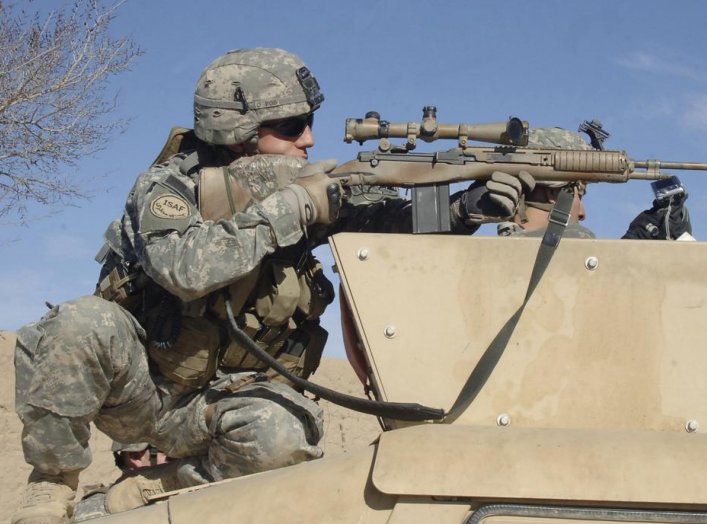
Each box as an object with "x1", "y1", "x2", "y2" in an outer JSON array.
[{"x1": 545, "y1": 187, "x2": 560, "y2": 204}]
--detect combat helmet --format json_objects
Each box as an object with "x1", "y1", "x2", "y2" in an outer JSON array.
[
  {"x1": 520, "y1": 127, "x2": 592, "y2": 216},
  {"x1": 193, "y1": 48, "x2": 324, "y2": 146},
  {"x1": 527, "y1": 127, "x2": 592, "y2": 188}
]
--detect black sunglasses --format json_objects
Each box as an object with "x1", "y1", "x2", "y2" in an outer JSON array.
[{"x1": 261, "y1": 113, "x2": 314, "y2": 138}]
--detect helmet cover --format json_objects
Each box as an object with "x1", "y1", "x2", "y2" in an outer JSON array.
[{"x1": 194, "y1": 48, "x2": 324, "y2": 145}]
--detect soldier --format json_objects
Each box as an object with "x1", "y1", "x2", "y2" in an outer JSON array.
[
  {"x1": 13, "y1": 48, "x2": 527, "y2": 523},
  {"x1": 461, "y1": 127, "x2": 692, "y2": 239}
]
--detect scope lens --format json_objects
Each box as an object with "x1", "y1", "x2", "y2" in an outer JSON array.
[{"x1": 506, "y1": 117, "x2": 525, "y2": 144}]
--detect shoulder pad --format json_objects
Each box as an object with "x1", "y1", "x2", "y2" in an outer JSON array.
[{"x1": 152, "y1": 127, "x2": 199, "y2": 166}]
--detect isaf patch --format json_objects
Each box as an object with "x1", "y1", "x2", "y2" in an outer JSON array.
[
  {"x1": 140, "y1": 181, "x2": 196, "y2": 235},
  {"x1": 150, "y1": 194, "x2": 190, "y2": 219}
]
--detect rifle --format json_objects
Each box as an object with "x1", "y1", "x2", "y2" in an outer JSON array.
[{"x1": 330, "y1": 106, "x2": 707, "y2": 233}]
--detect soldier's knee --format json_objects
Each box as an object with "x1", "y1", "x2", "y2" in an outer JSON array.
[
  {"x1": 210, "y1": 395, "x2": 322, "y2": 476},
  {"x1": 15, "y1": 295, "x2": 149, "y2": 420},
  {"x1": 48, "y1": 296, "x2": 139, "y2": 342}
]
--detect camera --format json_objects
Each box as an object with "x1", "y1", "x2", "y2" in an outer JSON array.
[{"x1": 650, "y1": 175, "x2": 685, "y2": 203}]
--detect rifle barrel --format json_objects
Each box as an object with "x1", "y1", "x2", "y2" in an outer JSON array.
[{"x1": 633, "y1": 160, "x2": 707, "y2": 171}]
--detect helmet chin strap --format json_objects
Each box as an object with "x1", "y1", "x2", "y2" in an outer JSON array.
[
  {"x1": 242, "y1": 135, "x2": 259, "y2": 155},
  {"x1": 516, "y1": 196, "x2": 554, "y2": 225},
  {"x1": 525, "y1": 200, "x2": 555, "y2": 212},
  {"x1": 223, "y1": 135, "x2": 259, "y2": 158}
]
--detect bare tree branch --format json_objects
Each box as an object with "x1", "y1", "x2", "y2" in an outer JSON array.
[{"x1": 0, "y1": 0, "x2": 142, "y2": 223}]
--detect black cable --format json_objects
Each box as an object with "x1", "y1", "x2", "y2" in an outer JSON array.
[{"x1": 224, "y1": 300, "x2": 445, "y2": 421}]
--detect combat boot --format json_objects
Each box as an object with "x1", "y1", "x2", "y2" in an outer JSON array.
[
  {"x1": 104, "y1": 460, "x2": 185, "y2": 514},
  {"x1": 11, "y1": 469, "x2": 80, "y2": 524}
]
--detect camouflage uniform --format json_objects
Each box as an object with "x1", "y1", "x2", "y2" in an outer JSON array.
[
  {"x1": 15, "y1": 142, "x2": 475, "y2": 486},
  {"x1": 11, "y1": 49, "x2": 478, "y2": 523}
]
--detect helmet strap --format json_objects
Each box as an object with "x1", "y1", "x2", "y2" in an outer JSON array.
[{"x1": 525, "y1": 201, "x2": 555, "y2": 212}]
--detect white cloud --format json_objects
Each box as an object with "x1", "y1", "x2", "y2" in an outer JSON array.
[{"x1": 614, "y1": 51, "x2": 705, "y2": 82}]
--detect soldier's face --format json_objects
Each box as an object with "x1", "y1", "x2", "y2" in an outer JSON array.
[
  {"x1": 256, "y1": 124, "x2": 314, "y2": 158},
  {"x1": 570, "y1": 187, "x2": 586, "y2": 223},
  {"x1": 546, "y1": 186, "x2": 586, "y2": 224}
]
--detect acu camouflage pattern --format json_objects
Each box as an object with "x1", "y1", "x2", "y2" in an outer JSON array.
[
  {"x1": 527, "y1": 127, "x2": 593, "y2": 188},
  {"x1": 15, "y1": 295, "x2": 323, "y2": 482},
  {"x1": 194, "y1": 48, "x2": 320, "y2": 145},
  {"x1": 103, "y1": 151, "x2": 304, "y2": 303},
  {"x1": 17, "y1": 138, "x2": 477, "y2": 486},
  {"x1": 228, "y1": 155, "x2": 309, "y2": 201},
  {"x1": 527, "y1": 127, "x2": 593, "y2": 151}
]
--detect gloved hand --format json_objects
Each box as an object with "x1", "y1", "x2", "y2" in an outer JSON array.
[
  {"x1": 280, "y1": 159, "x2": 343, "y2": 226},
  {"x1": 622, "y1": 193, "x2": 692, "y2": 240},
  {"x1": 459, "y1": 170, "x2": 536, "y2": 224}
]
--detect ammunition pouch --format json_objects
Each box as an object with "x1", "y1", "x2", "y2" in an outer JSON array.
[
  {"x1": 216, "y1": 255, "x2": 332, "y2": 387},
  {"x1": 148, "y1": 316, "x2": 222, "y2": 389},
  {"x1": 144, "y1": 254, "x2": 333, "y2": 389},
  {"x1": 220, "y1": 314, "x2": 328, "y2": 389},
  {"x1": 282, "y1": 321, "x2": 328, "y2": 382},
  {"x1": 255, "y1": 260, "x2": 301, "y2": 326},
  {"x1": 297, "y1": 259, "x2": 335, "y2": 321}
]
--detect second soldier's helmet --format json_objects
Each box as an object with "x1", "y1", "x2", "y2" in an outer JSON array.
[
  {"x1": 527, "y1": 127, "x2": 592, "y2": 188},
  {"x1": 193, "y1": 48, "x2": 324, "y2": 146}
]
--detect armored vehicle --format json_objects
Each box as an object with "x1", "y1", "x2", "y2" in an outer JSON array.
[{"x1": 83, "y1": 110, "x2": 707, "y2": 523}]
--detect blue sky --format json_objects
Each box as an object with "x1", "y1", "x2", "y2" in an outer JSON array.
[{"x1": 2, "y1": 0, "x2": 707, "y2": 359}]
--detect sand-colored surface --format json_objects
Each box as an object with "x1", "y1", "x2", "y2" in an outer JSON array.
[{"x1": 0, "y1": 330, "x2": 381, "y2": 521}]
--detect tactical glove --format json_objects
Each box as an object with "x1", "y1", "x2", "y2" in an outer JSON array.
[
  {"x1": 280, "y1": 159, "x2": 343, "y2": 226},
  {"x1": 622, "y1": 193, "x2": 692, "y2": 240},
  {"x1": 460, "y1": 170, "x2": 536, "y2": 224}
]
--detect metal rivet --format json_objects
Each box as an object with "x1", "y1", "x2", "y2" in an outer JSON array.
[
  {"x1": 585, "y1": 256, "x2": 599, "y2": 270},
  {"x1": 686, "y1": 419, "x2": 699, "y2": 433},
  {"x1": 497, "y1": 413, "x2": 511, "y2": 427},
  {"x1": 370, "y1": 158, "x2": 379, "y2": 167},
  {"x1": 384, "y1": 325, "x2": 396, "y2": 338},
  {"x1": 357, "y1": 248, "x2": 369, "y2": 261}
]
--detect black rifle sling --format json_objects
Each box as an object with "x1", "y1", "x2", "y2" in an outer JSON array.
[{"x1": 444, "y1": 187, "x2": 575, "y2": 423}]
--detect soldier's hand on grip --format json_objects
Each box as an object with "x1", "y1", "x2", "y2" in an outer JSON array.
[
  {"x1": 459, "y1": 170, "x2": 536, "y2": 225},
  {"x1": 281, "y1": 159, "x2": 343, "y2": 226},
  {"x1": 485, "y1": 171, "x2": 536, "y2": 217}
]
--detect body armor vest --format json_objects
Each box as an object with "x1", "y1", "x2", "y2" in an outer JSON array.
[
  {"x1": 149, "y1": 154, "x2": 333, "y2": 389},
  {"x1": 98, "y1": 142, "x2": 333, "y2": 390}
]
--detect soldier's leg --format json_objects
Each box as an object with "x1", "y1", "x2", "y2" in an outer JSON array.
[
  {"x1": 13, "y1": 295, "x2": 159, "y2": 523},
  {"x1": 200, "y1": 380, "x2": 324, "y2": 480},
  {"x1": 104, "y1": 379, "x2": 324, "y2": 513}
]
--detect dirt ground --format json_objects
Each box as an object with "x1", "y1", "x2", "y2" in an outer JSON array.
[{"x1": 0, "y1": 330, "x2": 381, "y2": 522}]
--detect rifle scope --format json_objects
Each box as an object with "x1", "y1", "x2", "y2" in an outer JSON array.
[{"x1": 344, "y1": 106, "x2": 529, "y2": 148}]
